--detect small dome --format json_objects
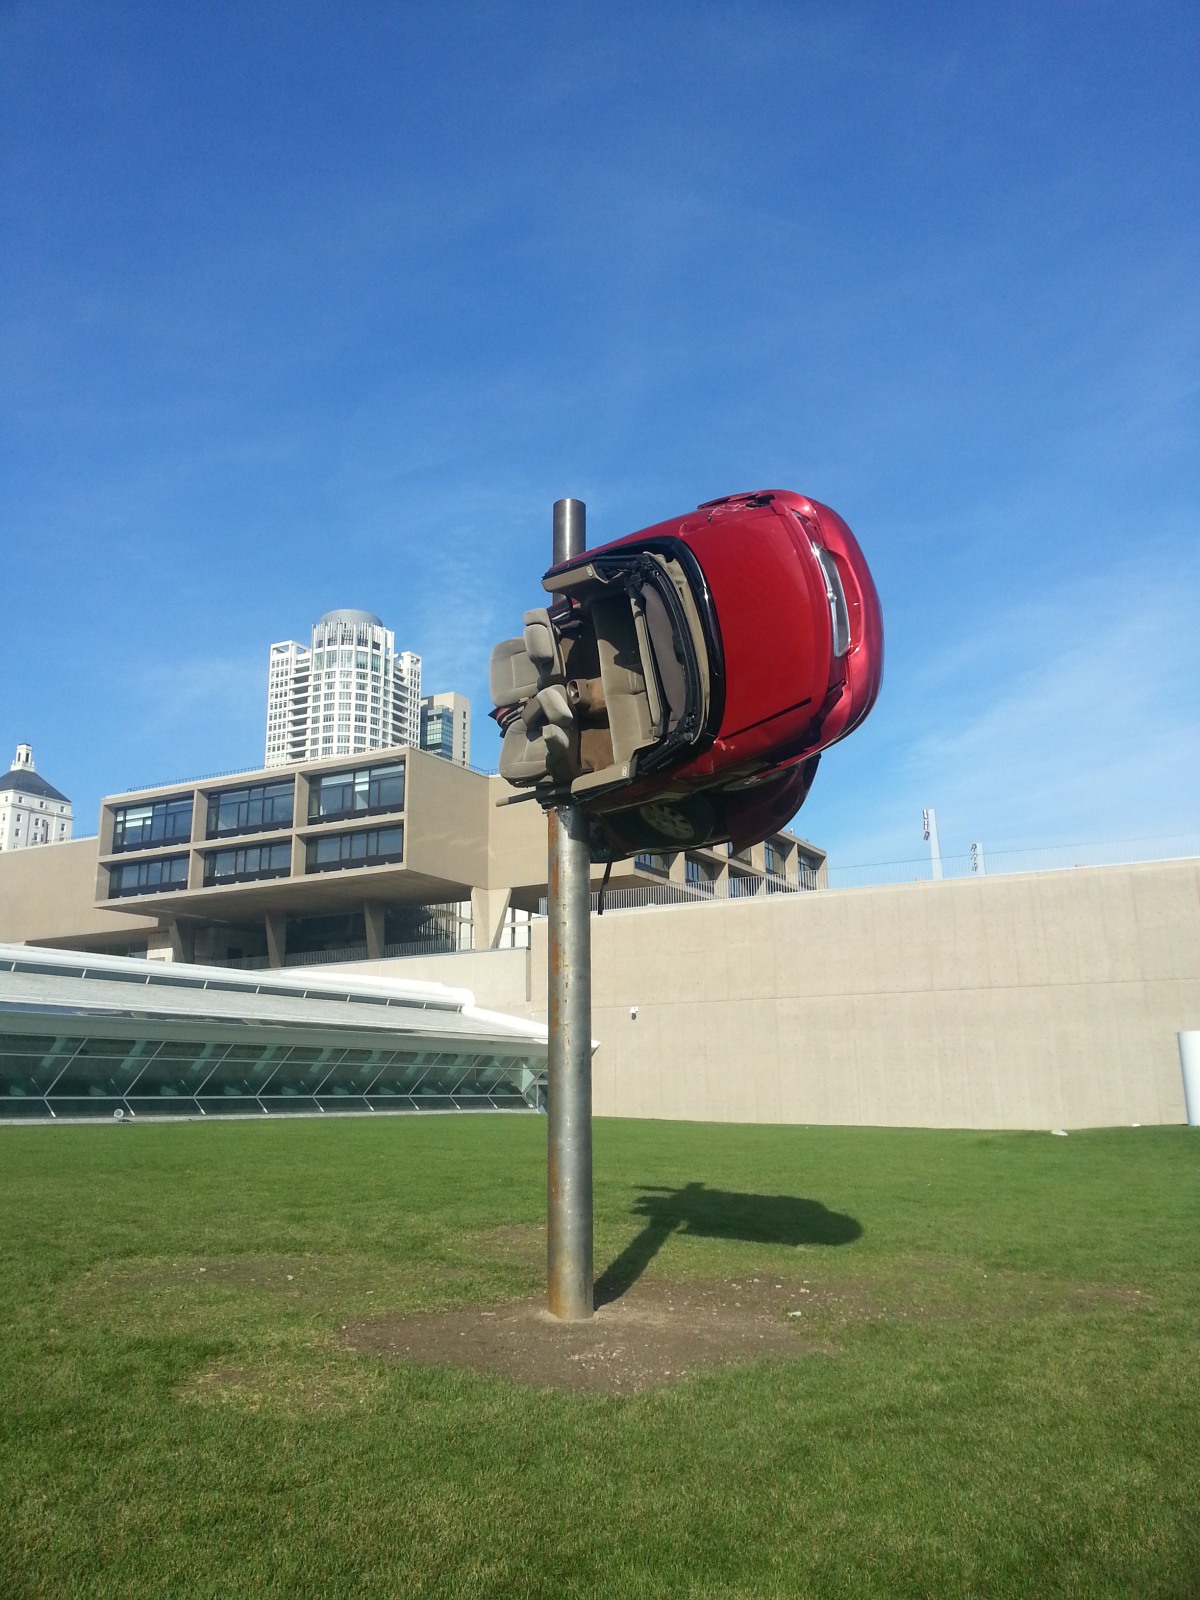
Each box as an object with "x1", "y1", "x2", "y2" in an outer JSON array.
[
  {"x1": 0, "y1": 762, "x2": 69, "y2": 802},
  {"x1": 318, "y1": 608, "x2": 383, "y2": 628}
]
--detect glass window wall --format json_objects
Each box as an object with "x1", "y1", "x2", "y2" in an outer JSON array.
[
  {"x1": 206, "y1": 780, "x2": 294, "y2": 838},
  {"x1": 111, "y1": 797, "x2": 192, "y2": 852},
  {"x1": 203, "y1": 842, "x2": 291, "y2": 887},
  {"x1": 0, "y1": 1033, "x2": 543, "y2": 1118},
  {"x1": 305, "y1": 825, "x2": 403, "y2": 874},
  {"x1": 308, "y1": 761, "x2": 404, "y2": 823},
  {"x1": 109, "y1": 855, "x2": 189, "y2": 897}
]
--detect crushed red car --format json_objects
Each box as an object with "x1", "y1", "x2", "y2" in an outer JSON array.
[{"x1": 489, "y1": 489, "x2": 883, "y2": 859}]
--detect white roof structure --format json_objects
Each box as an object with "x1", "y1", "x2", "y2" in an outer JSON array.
[{"x1": 0, "y1": 944, "x2": 547, "y2": 1121}]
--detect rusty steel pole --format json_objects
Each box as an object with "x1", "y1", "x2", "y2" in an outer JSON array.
[{"x1": 546, "y1": 497, "x2": 593, "y2": 1321}]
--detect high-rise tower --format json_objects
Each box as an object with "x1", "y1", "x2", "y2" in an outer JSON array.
[
  {"x1": 419, "y1": 692, "x2": 471, "y2": 767},
  {"x1": 264, "y1": 611, "x2": 421, "y2": 768}
]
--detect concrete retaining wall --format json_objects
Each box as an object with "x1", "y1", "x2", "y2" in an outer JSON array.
[{"x1": 350, "y1": 860, "x2": 1200, "y2": 1129}]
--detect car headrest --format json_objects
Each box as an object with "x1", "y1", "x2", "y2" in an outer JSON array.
[
  {"x1": 489, "y1": 637, "x2": 539, "y2": 707},
  {"x1": 522, "y1": 608, "x2": 561, "y2": 677}
]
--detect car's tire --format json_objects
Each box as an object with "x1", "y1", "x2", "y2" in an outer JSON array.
[{"x1": 635, "y1": 796, "x2": 717, "y2": 847}]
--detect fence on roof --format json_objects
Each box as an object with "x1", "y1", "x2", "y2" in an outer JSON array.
[{"x1": 825, "y1": 833, "x2": 1200, "y2": 890}]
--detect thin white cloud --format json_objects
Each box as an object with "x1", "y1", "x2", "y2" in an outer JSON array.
[
  {"x1": 808, "y1": 554, "x2": 1200, "y2": 866},
  {"x1": 111, "y1": 652, "x2": 266, "y2": 787}
]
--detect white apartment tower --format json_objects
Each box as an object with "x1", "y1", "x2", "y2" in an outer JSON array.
[
  {"x1": 264, "y1": 610, "x2": 421, "y2": 769},
  {"x1": 0, "y1": 744, "x2": 74, "y2": 850}
]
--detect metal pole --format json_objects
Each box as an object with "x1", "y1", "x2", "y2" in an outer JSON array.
[
  {"x1": 1180, "y1": 1033, "x2": 1200, "y2": 1127},
  {"x1": 923, "y1": 807, "x2": 943, "y2": 881},
  {"x1": 546, "y1": 497, "x2": 593, "y2": 1320}
]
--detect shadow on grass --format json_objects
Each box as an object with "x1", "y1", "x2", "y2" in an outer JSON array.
[{"x1": 595, "y1": 1182, "x2": 862, "y2": 1307}]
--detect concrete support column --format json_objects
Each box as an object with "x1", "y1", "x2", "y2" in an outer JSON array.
[
  {"x1": 265, "y1": 912, "x2": 287, "y2": 969},
  {"x1": 186, "y1": 792, "x2": 208, "y2": 890},
  {"x1": 290, "y1": 773, "x2": 310, "y2": 883},
  {"x1": 167, "y1": 920, "x2": 195, "y2": 964},
  {"x1": 471, "y1": 886, "x2": 513, "y2": 950},
  {"x1": 363, "y1": 901, "x2": 386, "y2": 961}
]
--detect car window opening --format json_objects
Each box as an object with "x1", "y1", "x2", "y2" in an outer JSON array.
[{"x1": 493, "y1": 553, "x2": 710, "y2": 798}]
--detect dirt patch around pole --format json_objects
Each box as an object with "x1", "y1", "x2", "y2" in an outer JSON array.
[{"x1": 341, "y1": 1275, "x2": 851, "y2": 1394}]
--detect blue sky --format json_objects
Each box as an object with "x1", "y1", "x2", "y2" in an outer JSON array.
[{"x1": 3, "y1": 0, "x2": 1197, "y2": 868}]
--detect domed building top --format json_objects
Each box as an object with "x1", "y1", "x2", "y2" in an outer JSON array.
[
  {"x1": 0, "y1": 744, "x2": 69, "y2": 804},
  {"x1": 317, "y1": 609, "x2": 383, "y2": 628},
  {"x1": 265, "y1": 609, "x2": 421, "y2": 769}
]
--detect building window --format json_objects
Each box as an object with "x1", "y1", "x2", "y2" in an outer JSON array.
[
  {"x1": 685, "y1": 856, "x2": 715, "y2": 893},
  {"x1": 764, "y1": 840, "x2": 782, "y2": 875},
  {"x1": 633, "y1": 852, "x2": 669, "y2": 875},
  {"x1": 307, "y1": 761, "x2": 405, "y2": 823},
  {"x1": 111, "y1": 797, "x2": 193, "y2": 852},
  {"x1": 206, "y1": 780, "x2": 295, "y2": 838},
  {"x1": 305, "y1": 825, "x2": 403, "y2": 873},
  {"x1": 109, "y1": 855, "x2": 189, "y2": 897},
  {"x1": 203, "y1": 842, "x2": 291, "y2": 886}
]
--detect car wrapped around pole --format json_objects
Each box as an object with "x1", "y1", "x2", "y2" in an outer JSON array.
[{"x1": 489, "y1": 489, "x2": 884, "y2": 860}]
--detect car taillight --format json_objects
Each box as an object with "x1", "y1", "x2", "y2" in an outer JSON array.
[{"x1": 812, "y1": 544, "x2": 851, "y2": 658}]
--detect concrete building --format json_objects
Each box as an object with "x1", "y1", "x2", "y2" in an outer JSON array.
[
  {"x1": 0, "y1": 744, "x2": 73, "y2": 852},
  {"x1": 0, "y1": 746, "x2": 816, "y2": 967},
  {"x1": 420, "y1": 692, "x2": 471, "y2": 767},
  {"x1": 1, "y1": 747, "x2": 1193, "y2": 1131},
  {"x1": 264, "y1": 610, "x2": 421, "y2": 768}
]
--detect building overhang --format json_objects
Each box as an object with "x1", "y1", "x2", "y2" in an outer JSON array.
[{"x1": 96, "y1": 863, "x2": 476, "y2": 921}]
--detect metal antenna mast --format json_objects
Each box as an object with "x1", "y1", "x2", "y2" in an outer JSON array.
[{"x1": 922, "y1": 808, "x2": 943, "y2": 881}]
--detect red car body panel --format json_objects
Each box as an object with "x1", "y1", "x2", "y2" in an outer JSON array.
[
  {"x1": 542, "y1": 488, "x2": 883, "y2": 802},
  {"x1": 683, "y1": 508, "x2": 829, "y2": 739}
]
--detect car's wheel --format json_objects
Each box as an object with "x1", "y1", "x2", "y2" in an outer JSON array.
[{"x1": 636, "y1": 796, "x2": 716, "y2": 846}]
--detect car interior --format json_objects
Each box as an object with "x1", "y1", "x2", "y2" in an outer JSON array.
[{"x1": 490, "y1": 552, "x2": 711, "y2": 803}]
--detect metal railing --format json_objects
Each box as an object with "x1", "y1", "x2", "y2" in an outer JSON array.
[
  {"x1": 124, "y1": 763, "x2": 266, "y2": 794},
  {"x1": 827, "y1": 833, "x2": 1200, "y2": 890},
  {"x1": 537, "y1": 870, "x2": 817, "y2": 916},
  {"x1": 382, "y1": 937, "x2": 464, "y2": 958},
  {"x1": 283, "y1": 945, "x2": 370, "y2": 967},
  {"x1": 123, "y1": 753, "x2": 501, "y2": 797},
  {"x1": 203, "y1": 937, "x2": 466, "y2": 970}
]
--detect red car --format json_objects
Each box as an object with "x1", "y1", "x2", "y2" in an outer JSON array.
[{"x1": 489, "y1": 489, "x2": 883, "y2": 858}]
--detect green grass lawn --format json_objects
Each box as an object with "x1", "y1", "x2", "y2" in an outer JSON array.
[{"x1": 1, "y1": 1114, "x2": 1197, "y2": 1598}]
